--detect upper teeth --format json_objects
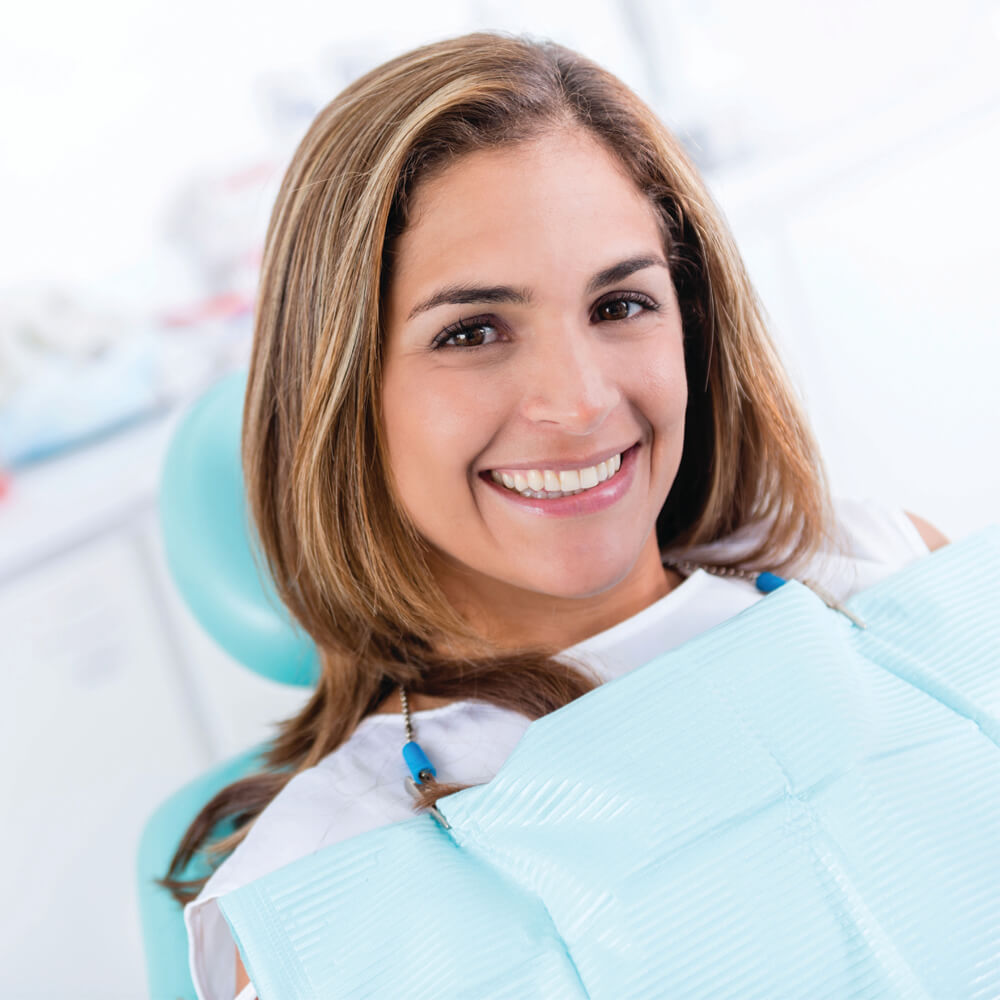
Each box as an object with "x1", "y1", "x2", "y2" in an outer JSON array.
[{"x1": 489, "y1": 452, "x2": 623, "y2": 498}]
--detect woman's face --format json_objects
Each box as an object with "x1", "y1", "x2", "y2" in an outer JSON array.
[{"x1": 382, "y1": 126, "x2": 688, "y2": 641}]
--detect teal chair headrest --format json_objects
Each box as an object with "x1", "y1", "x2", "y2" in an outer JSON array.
[{"x1": 159, "y1": 370, "x2": 319, "y2": 686}]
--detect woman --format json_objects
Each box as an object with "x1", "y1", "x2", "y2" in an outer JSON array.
[{"x1": 165, "y1": 31, "x2": 945, "y2": 1000}]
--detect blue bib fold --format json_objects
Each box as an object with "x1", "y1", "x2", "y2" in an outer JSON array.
[{"x1": 220, "y1": 528, "x2": 1000, "y2": 999}]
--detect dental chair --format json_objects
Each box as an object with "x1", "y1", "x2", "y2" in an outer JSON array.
[{"x1": 135, "y1": 371, "x2": 318, "y2": 1000}]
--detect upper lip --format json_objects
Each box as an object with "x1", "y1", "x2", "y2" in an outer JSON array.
[{"x1": 484, "y1": 443, "x2": 637, "y2": 473}]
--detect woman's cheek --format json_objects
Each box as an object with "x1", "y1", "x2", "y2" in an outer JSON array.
[
  {"x1": 626, "y1": 331, "x2": 688, "y2": 420},
  {"x1": 401, "y1": 372, "x2": 503, "y2": 499}
]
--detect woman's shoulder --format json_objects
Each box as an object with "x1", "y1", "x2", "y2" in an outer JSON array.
[
  {"x1": 193, "y1": 717, "x2": 416, "y2": 908},
  {"x1": 825, "y1": 496, "x2": 932, "y2": 562},
  {"x1": 799, "y1": 495, "x2": 931, "y2": 600},
  {"x1": 193, "y1": 699, "x2": 528, "y2": 901},
  {"x1": 184, "y1": 699, "x2": 530, "y2": 999},
  {"x1": 677, "y1": 495, "x2": 932, "y2": 600},
  {"x1": 183, "y1": 720, "x2": 413, "y2": 1000}
]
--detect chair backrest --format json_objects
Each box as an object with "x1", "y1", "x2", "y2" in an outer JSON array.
[
  {"x1": 159, "y1": 369, "x2": 318, "y2": 686},
  {"x1": 137, "y1": 370, "x2": 318, "y2": 998},
  {"x1": 136, "y1": 748, "x2": 265, "y2": 1000}
]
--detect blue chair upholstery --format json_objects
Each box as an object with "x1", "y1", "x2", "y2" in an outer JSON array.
[
  {"x1": 158, "y1": 371, "x2": 318, "y2": 685},
  {"x1": 136, "y1": 370, "x2": 318, "y2": 999},
  {"x1": 136, "y1": 748, "x2": 265, "y2": 1000}
]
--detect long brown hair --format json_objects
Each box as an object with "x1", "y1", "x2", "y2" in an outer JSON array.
[{"x1": 163, "y1": 31, "x2": 831, "y2": 903}]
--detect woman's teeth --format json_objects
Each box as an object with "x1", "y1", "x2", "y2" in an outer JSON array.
[{"x1": 489, "y1": 452, "x2": 623, "y2": 499}]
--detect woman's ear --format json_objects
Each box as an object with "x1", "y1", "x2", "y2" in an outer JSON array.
[{"x1": 904, "y1": 511, "x2": 949, "y2": 551}]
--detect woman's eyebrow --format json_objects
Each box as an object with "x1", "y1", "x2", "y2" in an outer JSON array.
[
  {"x1": 407, "y1": 282, "x2": 530, "y2": 320},
  {"x1": 585, "y1": 254, "x2": 669, "y2": 295},
  {"x1": 406, "y1": 254, "x2": 669, "y2": 321}
]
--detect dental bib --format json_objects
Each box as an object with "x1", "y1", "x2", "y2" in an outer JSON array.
[{"x1": 220, "y1": 528, "x2": 1000, "y2": 999}]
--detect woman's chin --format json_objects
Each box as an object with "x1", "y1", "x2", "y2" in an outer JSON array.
[{"x1": 511, "y1": 557, "x2": 640, "y2": 602}]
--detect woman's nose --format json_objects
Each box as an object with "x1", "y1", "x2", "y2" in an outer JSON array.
[{"x1": 519, "y1": 325, "x2": 621, "y2": 433}]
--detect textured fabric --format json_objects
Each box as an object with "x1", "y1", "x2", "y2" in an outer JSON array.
[
  {"x1": 221, "y1": 527, "x2": 999, "y2": 999},
  {"x1": 185, "y1": 497, "x2": 929, "y2": 1000}
]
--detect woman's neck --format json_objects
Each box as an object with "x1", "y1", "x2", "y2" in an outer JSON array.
[
  {"x1": 373, "y1": 552, "x2": 682, "y2": 716},
  {"x1": 432, "y1": 534, "x2": 682, "y2": 653},
  {"x1": 372, "y1": 534, "x2": 682, "y2": 717}
]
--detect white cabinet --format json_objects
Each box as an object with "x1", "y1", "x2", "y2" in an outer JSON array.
[
  {"x1": 0, "y1": 416, "x2": 309, "y2": 998},
  {"x1": 0, "y1": 528, "x2": 205, "y2": 997}
]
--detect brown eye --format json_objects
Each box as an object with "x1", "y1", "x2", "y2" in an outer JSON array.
[
  {"x1": 449, "y1": 325, "x2": 489, "y2": 346},
  {"x1": 434, "y1": 318, "x2": 500, "y2": 349},
  {"x1": 598, "y1": 299, "x2": 632, "y2": 321},
  {"x1": 593, "y1": 294, "x2": 656, "y2": 323}
]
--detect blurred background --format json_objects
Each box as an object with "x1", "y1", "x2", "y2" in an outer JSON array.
[{"x1": 1, "y1": 0, "x2": 998, "y2": 995}]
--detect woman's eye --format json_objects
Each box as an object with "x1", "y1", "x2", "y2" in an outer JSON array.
[
  {"x1": 593, "y1": 294, "x2": 657, "y2": 323},
  {"x1": 435, "y1": 320, "x2": 498, "y2": 349}
]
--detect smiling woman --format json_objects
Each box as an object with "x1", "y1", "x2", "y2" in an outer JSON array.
[{"x1": 161, "y1": 31, "x2": 945, "y2": 1000}]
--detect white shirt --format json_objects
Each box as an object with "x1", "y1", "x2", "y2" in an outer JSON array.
[{"x1": 184, "y1": 497, "x2": 930, "y2": 1000}]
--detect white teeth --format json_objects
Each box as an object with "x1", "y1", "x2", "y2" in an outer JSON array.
[
  {"x1": 558, "y1": 469, "x2": 581, "y2": 491},
  {"x1": 489, "y1": 451, "x2": 627, "y2": 499}
]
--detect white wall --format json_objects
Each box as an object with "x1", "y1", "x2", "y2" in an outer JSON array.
[
  {"x1": 1, "y1": 2, "x2": 998, "y2": 997},
  {"x1": 710, "y1": 82, "x2": 1000, "y2": 538}
]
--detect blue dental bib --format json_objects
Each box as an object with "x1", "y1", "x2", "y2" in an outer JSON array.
[{"x1": 221, "y1": 528, "x2": 1000, "y2": 999}]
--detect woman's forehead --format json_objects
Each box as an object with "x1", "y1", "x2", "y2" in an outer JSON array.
[{"x1": 386, "y1": 128, "x2": 666, "y2": 315}]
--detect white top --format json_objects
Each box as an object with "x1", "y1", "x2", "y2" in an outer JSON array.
[{"x1": 184, "y1": 497, "x2": 930, "y2": 1000}]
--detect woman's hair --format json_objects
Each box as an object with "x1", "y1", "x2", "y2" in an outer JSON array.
[{"x1": 163, "y1": 30, "x2": 831, "y2": 903}]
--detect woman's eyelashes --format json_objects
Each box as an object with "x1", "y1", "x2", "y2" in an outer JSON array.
[
  {"x1": 432, "y1": 315, "x2": 500, "y2": 349},
  {"x1": 592, "y1": 290, "x2": 660, "y2": 323},
  {"x1": 430, "y1": 291, "x2": 661, "y2": 350}
]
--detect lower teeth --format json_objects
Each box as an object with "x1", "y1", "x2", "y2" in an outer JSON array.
[{"x1": 518, "y1": 488, "x2": 585, "y2": 499}]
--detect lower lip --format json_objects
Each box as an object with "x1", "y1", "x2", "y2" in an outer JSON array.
[{"x1": 480, "y1": 444, "x2": 641, "y2": 517}]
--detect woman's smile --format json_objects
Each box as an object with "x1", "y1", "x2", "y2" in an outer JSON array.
[
  {"x1": 479, "y1": 442, "x2": 640, "y2": 514},
  {"x1": 381, "y1": 124, "x2": 688, "y2": 637}
]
